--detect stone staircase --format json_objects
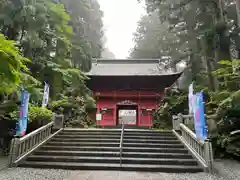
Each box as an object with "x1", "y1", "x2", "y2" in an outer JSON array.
[{"x1": 18, "y1": 129, "x2": 203, "y2": 173}]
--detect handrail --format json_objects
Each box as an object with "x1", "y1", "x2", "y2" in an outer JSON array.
[
  {"x1": 8, "y1": 114, "x2": 64, "y2": 167},
  {"x1": 172, "y1": 113, "x2": 214, "y2": 173},
  {"x1": 119, "y1": 122, "x2": 125, "y2": 167},
  {"x1": 20, "y1": 122, "x2": 54, "y2": 141},
  {"x1": 180, "y1": 123, "x2": 205, "y2": 144}
]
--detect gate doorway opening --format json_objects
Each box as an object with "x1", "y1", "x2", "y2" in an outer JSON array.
[{"x1": 116, "y1": 104, "x2": 138, "y2": 126}]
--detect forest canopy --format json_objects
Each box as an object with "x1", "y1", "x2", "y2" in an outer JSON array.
[
  {"x1": 0, "y1": 0, "x2": 105, "y2": 133},
  {"x1": 132, "y1": 0, "x2": 240, "y2": 158}
]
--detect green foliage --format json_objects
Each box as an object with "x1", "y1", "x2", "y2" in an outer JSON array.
[
  {"x1": 0, "y1": 100, "x2": 19, "y2": 120},
  {"x1": 157, "y1": 86, "x2": 240, "y2": 158},
  {"x1": 65, "y1": 116, "x2": 94, "y2": 128},
  {"x1": 28, "y1": 106, "x2": 53, "y2": 122},
  {"x1": 0, "y1": 34, "x2": 29, "y2": 93},
  {"x1": 139, "y1": 0, "x2": 239, "y2": 159},
  {"x1": 140, "y1": 0, "x2": 237, "y2": 90},
  {"x1": 10, "y1": 105, "x2": 53, "y2": 123},
  {"x1": 60, "y1": 0, "x2": 104, "y2": 71},
  {"x1": 50, "y1": 95, "x2": 95, "y2": 128},
  {"x1": 153, "y1": 89, "x2": 188, "y2": 129},
  {"x1": 0, "y1": 0, "x2": 102, "y2": 132},
  {"x1": 84, "y1": 95, "x2": 96, "y2": 113},
  {"x1": 213, "y1": 60, "x2": 240, "y2": 91}
]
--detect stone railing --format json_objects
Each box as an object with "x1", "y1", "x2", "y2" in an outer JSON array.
[
  {"x1": 172, "y1": 113, "x2": 213, "y2": 173},
  {"x1": 8, "y1": 114, "x2": 64, "y2": 167}
]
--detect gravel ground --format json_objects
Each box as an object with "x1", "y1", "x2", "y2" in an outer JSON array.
[
  {"x1": 0, "y1": 168, "x2": 78, "y2": 180},
  {"x1": 0, "y1": 156, "x2": 8, "y2": 170},
  {"x1": 0, "y1": 159, "x2": 239, "y2": 180},
  {"x1": 161, "y1": 159, "x2": 240, "y2": 180}
]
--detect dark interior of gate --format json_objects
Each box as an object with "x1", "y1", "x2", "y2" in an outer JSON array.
[{"x1": 86, "y1": 59, "x2": 182, "y2": 128}]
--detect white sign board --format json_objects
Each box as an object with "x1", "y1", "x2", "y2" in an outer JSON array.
[
  {"x1": 119, "y1": 110, "x2": 136, "y2": 117},
  {"x1": 96, "y1": 113, "x2": 102, "y2": 121},
  {"x1": 119, "y1": 110, "x2": 136, "y2": 125},
  {"x1": 188, "y1": 83, "x2": 194, "y2": 114},
  {"x1": 42, "y1": 82, "x2": 50, "y2": 108}
]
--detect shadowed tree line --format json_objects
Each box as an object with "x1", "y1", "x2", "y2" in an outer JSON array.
[
  {"x1": 0, "y1": 0, "x2": 105, "y2": 155},
  {"x1": 131, "y1": 0, "x2": 240, "y2": 159}
]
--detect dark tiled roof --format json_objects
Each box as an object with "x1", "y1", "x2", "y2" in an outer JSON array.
[{"x1": 88, "y1": 59, "x2": 181, "y2": 76}]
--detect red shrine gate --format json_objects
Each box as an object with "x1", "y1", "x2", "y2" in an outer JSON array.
[
  {"x1": 94, "y1": 91, "x2": 161, "y2": 127},
  {"x1": 86, "y1": 59, "x2": 182, "y2": 128}
]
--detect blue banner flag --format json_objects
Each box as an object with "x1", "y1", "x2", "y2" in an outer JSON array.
[
  {"x1": 16, "y1": 90, "x2": 30, "y2": 137},
  {"x1": 193, "y1": 92, "x2": 208, "y2": 140}
]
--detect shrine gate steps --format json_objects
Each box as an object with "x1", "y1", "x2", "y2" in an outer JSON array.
[{"x1": 18, "y1": 129, "x2": 203, "y2": 173}]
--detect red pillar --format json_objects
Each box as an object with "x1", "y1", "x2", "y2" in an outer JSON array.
[
  {"x1": 96, "y1": 105, "x2": 100, "y2": 128},
  {"x1": 113, "y1": 94, "x2": 117, "y2": 126},
  {"x1": 138, "y1": 104, "x2": 141, "y2": 126},
  {"x1": 148, "y1": 113, "x2": 150, "y2": 127},
  {"x1": 113, "y1": 105, "x2": 116, "y2": 126}
]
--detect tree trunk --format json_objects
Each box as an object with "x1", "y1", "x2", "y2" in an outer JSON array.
[
  {"x1": 236, "y1": 0, "x2": 240, "y2": 27},
  {"x1": 201, "y1": 38, "x2": 218, "y2": 91}
]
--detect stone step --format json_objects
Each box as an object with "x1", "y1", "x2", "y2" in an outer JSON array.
[
  {"x1": 51, "y1": 138, "x2": 120, "y2": 143},
  {"x1": 60, "y1": 131, "x2": 121, "y2": 135},
  {"x1": 62, "y1": 129, "x2": 120, "y2": 131},
  {"x1": 54, "y1": 134, "x2": 176, "y2": 140},
  {"x1": 123, "y1": 143, "x2": 184, "y2": 148},
  {"x1": 47, "y1": 141, "x2": 120, "y2": 147},
  {"x1": 63, "y1": 128, "x2": 172, "y2": 134},
  {"x1": 123, "y1": 147, "x2": 188, "y2": 153},
  {"x1": 124, "y1": 139, "x2": 182, "y2": 144},
  {"x1": 50, "y1": 138, "x2": 181, "y2": 144},
  {"x1": 34, "y1": 150, "x2": 120, "y2": 157},
  {"x1": 41, "y1": 145, "x2": 188, "y2": 153},
  {"x1": 46, "y1": 141, "x2": 183, "y2": 148},
  {"x1": 124, "y1": 129, "x2": 172, "y2": 133},
  {"x1": 124, "y1": 134, "x2": 175, "y2": 138},
  {"x1": 122, "y1": 152, "x2": 193, "y2": 159},
  {"x1": 123, "y1": 131, "x2": 173, "y2": 136},
  {"x1": 19, "y1": 161, "x2": 203, "y2": 173},
  {"x1": 25, "y1": 155, "x2": 198, "y2": 166},
  {"x1": 33, "y1": 150, "x2": 193, "y2": 159},
  {"x1": 55, "y1": 134, "x2": 121, "y2": 139},
  {"x1": 59, "y1": 133, "x2": 172, "y2": 138},
  {"x1": 16, "y1": 128, "x2": 204, "y2": 173},
  {"x1": 104, "y1": 125, "x2": 150, "y2": 129},
  {"x1": 122, "y1": 164, "x2": 202, "y2": 173},
  {"x1": 123, "y1": 135, "x2": 177, "y2": 140},
  {"x1": 41, "y1": 145, "x2": 120, "y2": 152},
  {"x1": 61, "y1": 129, "x2": 173, "y2": 135}
]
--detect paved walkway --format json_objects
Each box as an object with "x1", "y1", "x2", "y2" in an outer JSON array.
[
  {"x1": 66, "y1": 170, "x2": 223, "y2": 180},
  {"x1": 0, "y1": 156, "x2": 8, "y2": 170},
  {"x1": 67, "y1": 171, "x2": 166, "y2": 180},
  {"x1": 0, "y1": 159, "x2": 239, "y2": 180}
]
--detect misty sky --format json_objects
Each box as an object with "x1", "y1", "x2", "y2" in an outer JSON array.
[{"x1": 98, "y1": 0, "x2": 146, "y2": 58}]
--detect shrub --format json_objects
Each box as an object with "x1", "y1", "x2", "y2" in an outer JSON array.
[
  {"x1": 153, "y1": 88, "x2": 188, "y2": 129},
  {"x1": 10, "y1": 105, "x2": 53, "y2": 133},
  {"x1": 10, "y1": 105, "x2": 52, "y2": 122},
  {"x1": 156, "y1": 87, "x2": 240, "y2": 159},
  {"x1": 28, "y1": 106, "x2": 53, "y2": 123},
  {"x1": 50, "y1": 95, "x2": 95, "y2": 128}
]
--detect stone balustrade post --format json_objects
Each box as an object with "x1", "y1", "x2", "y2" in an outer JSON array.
[
  {"x1": 204, "y1": 139, "x2": 214, "y2": 173},
  {"x1": 172, "y1": 113, "x2": 183, "y2": 130},
  {"x1": 8, "y1": 137, "x2": 20, "y2": 167},
  {"x1": 53, "y1": 113, "x2": 64, "y2": 130}
]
